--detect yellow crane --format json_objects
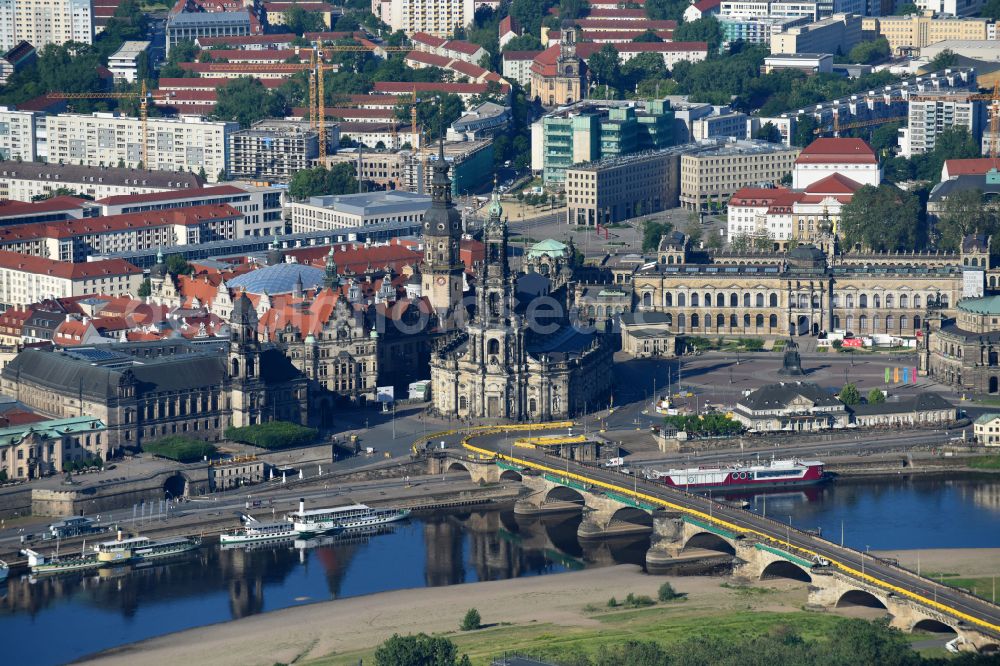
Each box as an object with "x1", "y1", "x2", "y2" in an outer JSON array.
[
  {"x1": 813, "y1": 109, "x2": 907, "y2": 136},
  {"x1": 48, "y1": 80, "x2": 161, "y2": 167}
]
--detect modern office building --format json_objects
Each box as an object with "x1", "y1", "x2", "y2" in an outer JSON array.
[
  {"x1": 770, "y1": 13, "x2": 862, "y2": 56},
  {"x1": 45, "y1": 113, "x2": 237, "y2": 181},
  {"x1": 678, "y1": 139, "x2": 800, "y2": 210},
  {"x1": 165, "y1": 10, "x2": 256, "y2": 55},
  {"x1": 401, "y1": 139, "x2": 493, "y2": 196},
  {"x1": 565, "y1": 148, "x2": 683, "y2": 226},
  {"x1": 762, "y1": 53, "x2": 833, "y2": 75},
  {"x1": 720, "y1": 15, "x2": 808, "y2": 46},
  {"x1": 290, "y1": 191, "x2": 431, "y2": 233},
  {"x1": 899, "y1": 91, "x2": 984, "y2": 158},
  {"x1": 691, "y1": 111, "x2": 750, "y2": 141},
  {"x1": 228, "y1": 120, "x2": 319, "y2": 183},
  {"x1": 0, "y1": 0, "x2": 93, "y2": 53},
  {"x1": 534, "y1": 99, "x2": 675, "y2": 185}
]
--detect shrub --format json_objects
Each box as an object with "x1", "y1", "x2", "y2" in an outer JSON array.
[
  {"x1": 658, "y1": 582, "x2": 679, "y2": 601},
  {"x1": 144, "y1": 436, "x2": 218, "y2": 463},
  {"x1": 460, "y1": 608, "x2": 481, "y2": 631},
  {"x1": 607, "y1": 596, "x2": 619, "y2": 607},
  {"x1": 623, "y1": 593, "x2": 656, "y2": 608},
  {"x1": 224, "y1": 421, "x2": 318, "y2": 450}
]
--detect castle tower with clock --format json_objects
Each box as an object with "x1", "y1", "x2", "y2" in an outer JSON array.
[{"x1": 420, "y1": 140, "x2": 466, "y2": 328}]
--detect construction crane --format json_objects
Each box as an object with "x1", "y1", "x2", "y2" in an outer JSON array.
[
  {"x1": 48, "y1": 80, "x2": 161, "y2": 167},
  {"x1": 813, "y1": 109, "x2": 907, "y2": 136}
]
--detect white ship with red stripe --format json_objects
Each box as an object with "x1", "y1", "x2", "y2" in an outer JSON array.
[{"x1": 646, "y1": 459, "x2": 827, "y2": 492}]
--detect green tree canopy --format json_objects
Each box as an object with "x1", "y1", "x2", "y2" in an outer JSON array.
[
  {"x1": 285, "y1": 5, "x2": 326, "y2": 35},
  {"x1": 839, "y1": 184, "x2": 923, "y2": 252},
  {"x1": 373, "y1": 634, "x2": 469, "y2": 666},
  {"x1": 213, "y1": 77, "x2": 287, "y2": 128},
  {"x1": 588, "y1": 44, "x2": 623, "y2": 95},
  {"x1": 839, "y1": 383, "x2": 861, "y2": 405},
  {"x1": 894, "y1": 1, "x2": 919, "y2": 12},
  {"x1": 645, "y1": 0, "x2": 688, "y2": 20},
  {"x1": 643, "y1": 219, "x2": 673, "y2": 251},
  {"x1": 503, "y1": 34, "x2": 543, "y2": 51},
  {"x1": 985, "y1": 0, "x2": 1000, "y2": 19},
  {"x1": 399, "y1": 92, "x2": 465, "y2": 140},
  {"x1": 756, "y1": 122, "x2": 782, "y2": 143},
  {"x1": 849, "y1": 38, "x2": 890, "y2": 65},
  {"x1": 288, "y1": 164, "x2": 359, "y2": 200},
  {"x1": 165, "y1": 254, "x2": 194, "y2": 276},
  {"x1": 935, "y1": 189, "x2": 1000, "y2": 250},
  {"x1": 673, "y1": 16, "x2": 723, "y2": 53},
  {"x1": 868, "y1": 388, "x2": 886, "y2": 404},
  {"x1": 632, "y1": 29, "x2": 664, "y2": 43},
  {"x1": 929, "y1": 48, "x2": 958, "y2": 71}
]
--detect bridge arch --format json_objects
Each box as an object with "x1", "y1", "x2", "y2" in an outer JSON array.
[
  {"x1": 544, "y1": 485, "x2": 586, "y2": 506},
  {"x1": 499, "y1": 469, "x2": 523, "y2": 482},
  {"x1": 607, "y1": 507, "x2": 653, "y2": 532},
  {"x1": 446, "y1": 462, "x2": 472, "y2": 478},
  {"x1": 835, "y1": 589, "x2": 887, "y2": 609},
  {"x1": 683, "y1": 531, "x2": 736, "y2": 555},
  {"x1": 911, "y1": 619, "x2": 956, "y2": 635},
  {"x1": 760, "y1": 560, "x2": 812, "y2": 583},
  {"x1": 164, "y1": 473, "x2": 189, "y2": 498}
]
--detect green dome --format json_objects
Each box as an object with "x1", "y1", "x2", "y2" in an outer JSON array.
[{"x1": 487, "y1": 188, "x2": 503, "y2": 219}]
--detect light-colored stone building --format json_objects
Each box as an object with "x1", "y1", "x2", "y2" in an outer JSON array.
[
  {"x1": 0, "y1": 416, "x2": 108, "y2": 480},
  {"x1": 733, "y1": 381, "x2": 849, "y2": 432},
  {"x1": 290, "y1": 191, "x2": 430, "y2": 233},
  {"x1": 565, "y1": 148, "x2": 682, "y2": 226},
  {"x1": 975, "y1": 414, "x2": 1000, "y2": 446},
  {"x1": 530, "y1": 25, "x2": 584, "y2": 107},
  {"x1": 863, "y1": 15, "x2": 992, "y2": 55},
  {"x1": 679, "y1": 140, "x2": 800, "y2": 211},
  {"x1": 430, "y1": 191, "x2": 613, "y2": 420}
]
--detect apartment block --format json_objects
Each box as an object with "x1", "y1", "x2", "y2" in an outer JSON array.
[
  {"x1": 565, "y1": 149, "x2": 683, "y2": 226},
  {"x1": 46, "y1": 113, "x2": 237, "y2": 182},
  {"x1": 0, "y1": 0, "x2": 93, "y2": 53},
  {"x1": 97, "y1": 184, "x2": 285, "y2": 238},
  {"x1": 900, "y1": 92, "x2": 984, "y2": 158},
  {"x1": 229, "y1": 120, "x2": 319, "y2": 183},
  {"x1": 720, "y1": 0, "x2": 819, "y2": 17},
  {"x1": 692, "y1": 112, "x2": 750, "y2": 141},
  {"x1": 385, "y1": 0, "x2": 475, "y2": 37},
  {"x1": 679, "y1": 139, "x2": 801, "y2": 211},
  {"x1": 0, "y1": 252, "x2": 142, "y2": 309},
  {"x1": 502, "y1": 50, "x2": 539, "y2": 88},
  {"x1": 0, "y1": 204, "x2": 245, "y2": 261},
  {"x1": 290, "y1": 191, "x2": 430, "y2": 233},
  {"x1": 0, "y1": 161, "x2": 203, "y2": 202},
  {"x1": 865, "y1": 15, "x2": 991, "y2": 53},
  {"x1": 0, "y1": 106, "x2": 41, "y2": 162},
  {"x1": 770, "y1": 13, "x2": 862, "y2": 55},
  {"x1": 533, "y1": 100, "x2": 675, "y2": 185}
]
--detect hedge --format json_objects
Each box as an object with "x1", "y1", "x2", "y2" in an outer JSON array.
[
  {"x1": 224, "y1": 421, "x2": 319, "y2": 450},
  {"x1": 144, "y1": 436, "x2": 218, "y2": 463}
]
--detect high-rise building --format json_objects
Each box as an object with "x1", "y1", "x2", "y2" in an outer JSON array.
[
  {"x1": 0, "y1": 106, "x2": 41, "y2": 162},
  {"x1": 900, "y1": 92, "x2": 984, "y2": 158},
  {"x1": 385, "y1": 0, "x2": 475, "y2": 37},
  {"x1": 0, "y1": 0, "x2": 93, "y2": 53},
  {"x1": 45, "y1": 113, "x2": 237, "y2": 181},
  {"x1": 565, "y1": 148, "x2": 683, "y2": 226},
  {"x1": 229, "y1": 120, "x2": 319, "y2": 183},
  {"x1": 679, "y1": 139, "x2": 801, "y2": 210}
]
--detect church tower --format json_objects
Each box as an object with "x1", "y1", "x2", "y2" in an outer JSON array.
[
  {"x1": 229, "y1": 291, "x2": 262, "y2": 427},
  {"x1": 420, "y1": 140, "x2": 465, "y2": 328}
]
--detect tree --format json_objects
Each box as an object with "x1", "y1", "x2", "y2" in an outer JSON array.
[
  {"x1": 848, "y1": 38, "x2": 890, "y2": 65},
  {"x1": 793, "y1": 115, "x2": 819, "y2": 148},
  {"x1": 985, "y1": 0, "x2": 1000, "y2": 20},
  {"x1": 645, "y1": 0, "x2": 688, "y2": 21},
  {"x1": 870, "y1": 121, "x2": 901, "y2": 154},
  {"x1": 510, "y1": 0, "x2": 547, "y2": 38},
  {"x1": 559, "y1": 0, "x2": 586, "y2": 20},
  {"x1": 673, "y1": 16, "x2": 723, "y2": 53},
  {"x1": 935, "y1": 189, "x2": 999, "y2": 250},
  {"x1": 588, "y1": 44, "x2": 622, "y2": 96},
  {"x1": 398, "y1": 93, "x2": 464, "y2": 140},
  {"x1": 868, "y1": 389, "x2": 886, "y2": 404},
  {"x1": 165, "y1": 254, "x2": 194, "y2": 276},
  {"x1": 285, "y1": 4, "x2": 326, "y2": 35},
  {"x1": 503, "y1": 34, "x2": 543, "y2": 52},
  {"x1": 460, "y1": 608, "x2": 481, "y2": 631},
  {"x1": 632, "y1": 29, "x2": 664, "y2": 43},
  {"x1": 137, "y1": 279, "x2": 151, "y2": 298},
  {"x1": 756, "y1": 122, "x2": 781, "y2": 144},
  {"x1": 643, "y1": 219, "x2": 673, "y2": 251},
  {"x1": 929, "y1": 48, "x2": 958, "y2": 71},
  {"x1": 373, "y1": 634, "x2": 465, "y2": 666},
  {"x1": 839, "y1": 184, "x2": 923, "y2": 251},
  {"x1": 288, "y1": 164, "x2": 359, "y2": 200},
  {"x1": 213, "y1": 77, "x2": 287, "y2": 129},
  {"x1": 657, "y1": 582, "x2": 679, "y2": 601},
  {"x1": 894, "y1": 1, "x2": 919, "y2": 12},
  {"x1": 839, "y1": 383, "x2": 861, "y2": 406}
]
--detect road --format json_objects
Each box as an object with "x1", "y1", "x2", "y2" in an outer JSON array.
[{"x1": 455, "y1": 427, "x2": 1000, "y2": 637}]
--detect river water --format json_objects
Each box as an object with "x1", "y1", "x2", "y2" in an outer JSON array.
[{"x1": 4, "y1": 474, "x2": 1000, "y2": 666}]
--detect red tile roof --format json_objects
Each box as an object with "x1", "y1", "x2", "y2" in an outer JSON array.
[
  {"x1": 0, "y1": 204, "x2": 241, "y2": 242},
  {"x1": 0, "y1": 196, "x2": 88, "y2": 219},
  {"x1": 587, "y1": 8, "x2": 647, "y2": 17},
  {"x1": 263, "y1": 1, "x2": 335, "y2": 9},
  {"x1": 499, "y1": 15, "x2": 520, "y2": 36},
  {"x1": 195, "y1": 34, "x2": 298, "y2": 47},
  {"x1": 444, "y1": 40, "x2": 483, "y2": 56},
  {"x1": 803, "y1": 173, "x2": 863, "y2": 194},
  {"x1": 373, "y1": 81, "x2": 509, "y2": 94},
  {"x1": 503, "y1": 50, "x2": 542, "y2": 61},
  {"x1": 197, "y1": 48, "x2": 311, "y2": 62},
  {"x1": 943, "y1": 157, "x2": 1000, "y2": 177},
  {"x1": 97, "y1": 185, "x2": 246, "y2": 206},
  {"x1": 796, "y1": 138, "x2": 877, "y2": 165},
  {"x1": 0, "y1": 251, "x2": 140, "y2": 279},
  {"x1": 178, "y1": 62, "x2": 304, "y2": 75},
  {"x1": 158, "y1": 77, "x2": 285, "y2": 90},
  {"x1": 693, "y1": 0, "x2": 722, "y2": 11},
  {"x1": 411, "y1": 32, "x2": 447, "y2": 48},
  {"x1": 406, "y1": 50, "x2": 452, "y2": 67},
  {"x1": 729, "y1": 187, "x2": 801, "y2": 207},
  {"x1": 574, "y1": 18, "x2": 676, "y2": 29}
]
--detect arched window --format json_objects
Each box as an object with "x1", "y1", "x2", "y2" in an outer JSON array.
[
  {"x1": 769, "y1": 314, "x2": 778, "y2": 329},
  {"x1": 900, "y1": 294, "x2": 909, "y2": 308},
  {"x1": 886, "y1": 294, "x2": 894, "y2": 308},
  {"x1": 886, "y1": 315, "x2": 894, "y2": 331},
  {"x1": 691, "y1": 313, "x2": 700, "y2": 328},
  {"x1": 678, "y1": 293, "x2": 686, "y2": 307},
  {"x1": 846, "y1": 294, "x2": 854, "y2": 308},
  {"x1": 859, "y1": 315, "x2": 868, "y2": 331},
  {"x1": 743, "y1": 293, "x2": 751, "y2": 307},
  {"x1": 459, "y1": 396, "x2": 468, "y2": 410},
  {"x1": 832, "y1": 315, "x2": 840, "y2": 329},
  {"x1": 860, "y1": 294, "x2": 868, "y2": 308},
  {"x1": 246, "y1": 357, "x2": 255, "y2": 377},
  {"x1": 874, "y1": 294, "x2": 881, "y2": 308},
  {"x1": 798, "y1": 294, "x2": 808, "y2": 309},
  {"x1": 716, "y1": 293, "x2": 725, "y2": 307},
  {"x1": 941, "y1": 294, "x2": 949, "y2": 306},
  {"x1": 914, "y1": 315, "x2": 921, "y2": 331},
  {"x1": 832, "y1": 294, "x2": 841, "y2": 308},
  {"x1": 900, "y1": 315, "x2": 908, "y2": 331},
  {"x1": 691, "y1": 293, "x2": 700, "y2": 307},
  {"x1": 769, "y1": 293, "x2": 778, "y2": 307},
  {"x1": 529, "y1": 398, "x2": 537, "y2": 412},
  {"x1": 705, "y1": 292, "x2": 712, "y2": 307},
  {"x1": 873, "y1": 315, "x2": 880, "y2": 332},
  {"x1": 717, "y1": 314, "x2": 725, "y2": 328},
  {"x1": 743, "y1": 314, "x2": 751, "y2": 328},
  {"x1": 755, "y1": 314, "x2": 764, "y2": 328},
  {"x1": 913, "y1": 295, "x2": 921, "y2": 309},
  {"x1": 730, "y1": 314, "x2": 738, "y2": 329},
  {"x1": 755, "y1": 293, "x2": 764, "y2": 307},
  {"x1": 730, "y1": 293, "x2": 738, "y2": 307},
  {"x1": 664, "y1": 292, "x2": 673, "y2": 307},
  {"x1": 846, "y1": 315, "x2": 854, "y2": 331},
  {"x1": 678, "y1": 314, "x2": 686, "y2": 331},
  {"x1": 231, "y1": 358, "x2": 239, "y2": 377},
  {"x1": 643, "y1": 292, "x2": 652, "y2": 307},
  {"x1": 488, "y1": 339, "x2": 500, "y2": 355}
]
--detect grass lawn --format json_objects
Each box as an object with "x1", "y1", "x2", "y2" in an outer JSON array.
[
  {"x1": 303, "y1": 605, "x2": 895, "y2": 666},
  {"x1": 968, "y1": 455, "x2": 1000, "y2": 470},
  {"x1": 929, "y1": 573, "x2": 999, "y2": 600}
]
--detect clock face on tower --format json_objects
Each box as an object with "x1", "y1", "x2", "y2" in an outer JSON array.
[{"x1": 437, "y1": 277, "x2": 446, "y2": 285}]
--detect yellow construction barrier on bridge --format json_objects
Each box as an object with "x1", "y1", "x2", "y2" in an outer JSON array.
[
  {"x1": 456, "y1": 424, "x2": 1000, "y2": 636},
  {"x1": 515, "y1": 434, "x2": 588, "y2": 449}
]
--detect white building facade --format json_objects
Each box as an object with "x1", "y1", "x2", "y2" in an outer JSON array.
[
  {"x1": 386, "y1": 0, "x2": 474, "y2": 37},
  {"x1": 0, "y1": 106, "x2": 41, "y2": 162},
  {"x1": 0, "y1": 0, "x2": 93, "y2": 52}
]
